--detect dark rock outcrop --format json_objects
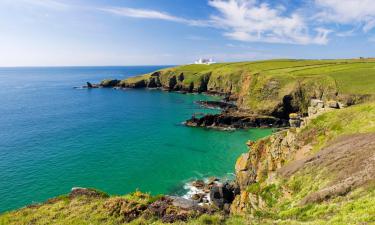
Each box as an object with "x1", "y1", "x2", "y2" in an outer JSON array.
[
  {"x1": 185, "y1": 112, "x2": 288, "y2": 129},
  {"x1": 196, "y1": 100, "x2": 237, "y2": 110}
]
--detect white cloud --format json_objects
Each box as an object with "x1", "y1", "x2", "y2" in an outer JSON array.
[
  {"x1": 9, "y1": 0, "x2": 70, "y2": 10},
  {"x1": 102, "y1": 7, "x2": 182, "y2": 22},
  {"x1": 17, "y1": 0, "x2": 345, "y2": 45},
  {"x1": 314, "y1": 0, "x2": 375, "y2": 32},
  {"x1": 101, "y1": 7, "x2": 209, "y2": 26},
  {"x1": 207, "y1": 0, "x2": 328, "y2": 45}
]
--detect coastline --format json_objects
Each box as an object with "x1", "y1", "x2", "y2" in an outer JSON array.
[{"x1": 2, "y1": 60, "x2": 375, "y2": 224}]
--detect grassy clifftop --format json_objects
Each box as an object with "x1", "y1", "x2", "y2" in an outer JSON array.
[{"x1": 118, "y1": 59, "x2": 375, "y2": 117}]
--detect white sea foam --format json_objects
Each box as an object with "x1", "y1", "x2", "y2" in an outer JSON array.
[{"x1": 181, "y1": 177, "x2": 223, "y2": 205}]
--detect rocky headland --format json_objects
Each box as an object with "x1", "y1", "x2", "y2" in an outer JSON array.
[{"x1": 86, "y1": 60, "x2": 374, "y2": 130}]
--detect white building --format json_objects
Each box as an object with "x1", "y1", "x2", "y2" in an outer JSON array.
[{"x1": 194, "y1": 58, "x2": 216, "y2": 65}]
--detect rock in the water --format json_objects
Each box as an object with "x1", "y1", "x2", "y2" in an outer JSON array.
[
  {"x1": 185, "y1": 112, "x2": 288, "y2": 129},
  {"x1": 87, "y1": 82, "x2": 93, "y2": 88}
]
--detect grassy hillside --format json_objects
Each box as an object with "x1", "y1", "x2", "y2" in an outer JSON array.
[
  {"x1": 230, "y1": 102, "x2": 375, "y2": 224},
  {"x1": 119, "y1": 59, "x2": 375, "y2": 117}
]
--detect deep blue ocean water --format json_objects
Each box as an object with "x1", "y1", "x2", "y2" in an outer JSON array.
[{"x1": 0, "y1": 66, "x2": 272, "y2": 212}]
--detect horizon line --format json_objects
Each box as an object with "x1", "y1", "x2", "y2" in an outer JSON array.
[{"x1": 0, "y1": 57, "x2": 373, "y2": 68}]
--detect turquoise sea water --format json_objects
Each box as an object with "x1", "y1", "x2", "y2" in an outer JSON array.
[{"x1": 0, "y1": 66, "x2": 272, "y2": 212}]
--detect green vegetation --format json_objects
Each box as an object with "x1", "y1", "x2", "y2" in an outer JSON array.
[
  {"x1": 239, "y1": 169, "x2": 375, "y2": 225},
  {"x1": 299, "y1": 102, "x2": 375, "y2": 152},
  {"x1": 233, "y1": 102, "x2": 375, "y2": 224},
  {"x1": 119, "y1": 59, "x2": 375, "y2": 116}
]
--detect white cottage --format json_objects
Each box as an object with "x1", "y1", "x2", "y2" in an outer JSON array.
[{"x1": 194, "y1": 58, "x2": 216, "y2": 65}]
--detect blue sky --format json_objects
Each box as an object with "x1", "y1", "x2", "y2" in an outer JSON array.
[{"x1": 1, "y1": 0, "x2": 375, "y2": 66}]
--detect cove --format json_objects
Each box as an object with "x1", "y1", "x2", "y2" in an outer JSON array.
[{"x1": 0, "y1": 66, "x2": 272, "y2": 212}]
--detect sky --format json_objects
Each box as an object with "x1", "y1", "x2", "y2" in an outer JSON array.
[{"x1": 1, "y1": 0, "x2": 375, "y2": 66}]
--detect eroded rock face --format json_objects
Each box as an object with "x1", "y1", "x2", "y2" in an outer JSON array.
[
  {"x1": 234, "y1": 129, "x2": 298, "y2": 191},
  {"x1": 234, "y1": 98, "x2": 343, "y2": 191},
  {"x1": 230, "y1": 128, "x2": 301, "y2": 215}
]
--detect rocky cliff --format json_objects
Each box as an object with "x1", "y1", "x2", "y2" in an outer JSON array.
[
  {"x1": 229, "y1": 101, "x2": 375, "y2": 223},
  {"x1": 98, "y1": 59, "x2": 375, "y2": 120}
]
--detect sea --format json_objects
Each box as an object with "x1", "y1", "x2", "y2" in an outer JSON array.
[{"x1": 0, "y1": 66, "x2": 272, "y2": 212}]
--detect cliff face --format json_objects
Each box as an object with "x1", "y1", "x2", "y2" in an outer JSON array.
[
  {"x1": 111, "y1": 59, "x2": 375, "y2": 119},
  {"x1": 229, "y1": 102, "x2": 375, "y2": 223}
]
